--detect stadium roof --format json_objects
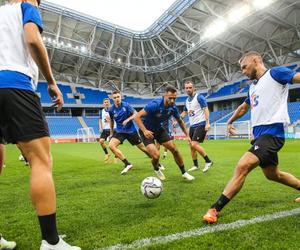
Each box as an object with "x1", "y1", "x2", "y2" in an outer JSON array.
[
  {"x1": 1, "y1": 0, "x2": 300, "y2": 95},
  {"x1": 46, "y1": 0, "x2": 178, "y2": 32}
]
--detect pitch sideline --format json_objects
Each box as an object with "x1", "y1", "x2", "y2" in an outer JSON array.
[{"x1": 97, "y1": 207, "x2": 300, "y2": 250}]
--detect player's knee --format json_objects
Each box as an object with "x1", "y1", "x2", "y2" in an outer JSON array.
[
  {"x1": 108, "y1": 143, "x2": 115, "y2": 151},
  {"x1": 190, "y1": 141, "x2": 198, "y2": 149},
  {"x1": 235, "y1": 163, "x2": 251, "y2": 177},
  {"x1": 264, "y1": 171, "x2": 281, "y2": 181}
]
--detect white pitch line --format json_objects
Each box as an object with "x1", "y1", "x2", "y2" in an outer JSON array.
[{"x1": 97, "y1": 207, "x2": 300, "y2": 250}]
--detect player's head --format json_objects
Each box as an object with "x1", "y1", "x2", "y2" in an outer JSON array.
[
  {"x1": 184, "y1": 80, "x2": 195, "y2": 96},
  {"x1": 164, "y1": 85, "x2": 177, "y2": 106},
  {"x1": 103, "y1": 98, "x2": 110, "y2": 108},
  {"x1": 111, "y1": 91, "x2": 122, "y2": 106},
  {"x1": 239, "y1": 51, "x2": 263, "y2": 80},
  {"x1": 12, "y1": 0, "x2": 41, "y2": 6}
]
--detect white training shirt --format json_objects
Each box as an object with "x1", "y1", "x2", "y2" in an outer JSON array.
[{"x1": 185, "y1": 93, "x2": 207, "y2": 127}]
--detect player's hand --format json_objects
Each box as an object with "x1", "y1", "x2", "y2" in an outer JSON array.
[
  {"x1": 122, "y1": 119, "x2": 130, "y2": 126},
  {"x1": 143, "y1": 129, "x2": 154, "y2": 139},
  {"x1": 48, "y1": 83, "x2": 64, "y2": 111},
  {"x1": 227, "y1": 123, "x2": 236, "y2": 135},
  {"x1": 205, "y1": 123, "x2": 211, "y2": 131}
]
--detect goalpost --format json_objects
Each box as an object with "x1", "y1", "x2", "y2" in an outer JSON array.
[
  {"x1": 208, "y1": 121, "x2": 251, "y2": 140},
  {"x1": 77, "y1": 127, "x2": 96, "y2": 143}
]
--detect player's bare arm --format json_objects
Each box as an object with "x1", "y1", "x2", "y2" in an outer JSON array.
[
  {"x1": 292, "y1": 73, "x2": 300, "y2": 83},
  {"x1": 134, "y1": 109, "x2": 154, "y2": 139},
  {"x1": 122, "y1": 111, "x2": 137, "y2": 126},
  {"x1": 180, "y1": 110, "x2": 187, "y2": 119},
  {"x1": 99, "y1": 119, "x2": 103, "y2": 133},
  {"x1": 176, "y1": 117, "x2": 191, "y2": 144},
  {"x1": 24, "y1": 22, "x2": 63, "y2": 110},
  {"x1": 204, "y1": 107, "x2": 210, "y2": 131},
  {"x1": 227, "y1": 102, "x2": 250, "y2": 135}
]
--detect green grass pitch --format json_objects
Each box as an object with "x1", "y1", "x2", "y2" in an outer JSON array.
[{"x1": 1, "y1": 139, "x2": 300, "y2": 249}]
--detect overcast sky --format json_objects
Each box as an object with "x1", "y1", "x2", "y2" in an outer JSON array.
[{"x1": 47, "y1": 0, "x2": 177, "y2": 31}]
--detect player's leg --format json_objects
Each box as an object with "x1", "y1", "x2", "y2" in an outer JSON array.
[
  {"x1": 190, "y1": 126, "x2": 213, "y2": 172},
  {"x1": 188, "y1": 146, "x2": 199, "y2": 172},
  {"x1": 109, "y1": 135, "x2": 133, "y2": 174},
  {"x1": 99, "y1": 134, "x2": 110, "y2": 162},
  {"x1": 262, "y1": 166, "x2": 300, "y2": 190},
  {"x1": 162, "y1": 140, "x2": 195, "y2": 181},
  {"x1": 108, "y1": 137, "x2": 125, "y2": 160},
  {"x1": 146, "y1": 143, "x2": 166, "y2": 180},
  {"x1": 136, "y1": 142, "x2": 151, "y2": 158},
  {"x1": 203, "y1": 152, "x2": 259, "y2": 224},
  {"x1": 18, "y1": 137, "x2": 59, "y2": 243}
]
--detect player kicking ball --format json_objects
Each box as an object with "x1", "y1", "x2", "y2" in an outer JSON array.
[
  {"x1": 134, "y1": 86, "x2": 195, "y2": 181},
  {"x1": 203, "y1": 51, "x2": 300, "y2": 224}
]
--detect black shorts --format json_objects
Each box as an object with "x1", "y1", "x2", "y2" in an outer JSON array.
[
  {"x1": 189, "y1": 125, "x2": 206, "y2": 143},
  {"x1": 112, "y1": 131, "x2": 142, "y2": 145},
  {"x1": 100, "y1": 130, "x2": 110, "y2": 140},
  {"x1": 0, "y1": 89, "x2": 49, "y2": 144},
  {"x1": 140, "y1": 127, "x2": 172, "y2": 147},
  {"x1": 248, "y1": 135, "x2": 285, "y2": 168}
]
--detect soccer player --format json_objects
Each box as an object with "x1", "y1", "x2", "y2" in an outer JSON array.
[
  {"x1": 108, "y1": 91, "x2": 150, "y2": 174},
  {"x1": 99, "y1": 98, "x2": 111, "y2": 163},
  {"x1": 181, "y1": 81, "x2": 213, "y2": 172},
  {"x1": 0, "y1": 1, "x2": 80, "y2": 249},
  {"x1": 203, "y1": 51, "x2": 300, "y2": 224},
  {"x1": 134, "y1": 86, "x2": 195, "y2": 181}
]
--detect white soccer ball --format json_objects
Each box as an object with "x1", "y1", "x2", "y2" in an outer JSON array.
[
  {"x1": 140, "y1": 177, "x2": 163, "y2": 199},
  {"x1": 18, "y1": 154, "x2": 25, "y2": 161}
]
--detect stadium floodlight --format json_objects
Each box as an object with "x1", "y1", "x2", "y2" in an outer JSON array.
[
  {"x1": 227, "y1": 4, "x2": 250, "y2": 24},
  {"x1": 191, "y1": 42, "x2": 195, "y2": 47},
  {"x1": 47, "y1": 37, "x2": 52, "y2": 43},
  {"x1": 67, "y1": 43, "x2": 72, "y2": 48},
  {"x1": 80, "y1": 46, "x2": 87, "y2": 53},
  {"x1": 75, "y1": 46, "x2": 79, "y2": 50},
  {"x1": 252, "y1": 0, "x2": 274, "y2": 9},
  {"x1": 42, "y1": 36, "x2": 46, "y2": 41},
  {"x1": 203, "y1": 19, "x2": 228, "y2": 39},
  {"x1": 117, "y1": 58, "x2": 122, "y2": 63}
]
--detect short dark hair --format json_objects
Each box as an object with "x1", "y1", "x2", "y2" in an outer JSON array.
[
  {"x1": 165, "y1": 85, "x2": 177, "y2": 93},
  {"x1": 103, "y1": 98, "x2": 110, "y2": 102},
  {"x1": 239, "y1": 51, "x2": 262, "y2": 64},
  {"x1": 37, "y1": 0, "x2": 41, "y2": 6},
  {"x1": 112, "y1": 90, "x2": 121, "y2": 95}
]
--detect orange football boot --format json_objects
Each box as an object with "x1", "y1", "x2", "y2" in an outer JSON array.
[{"x1": 203, "y1": 208, "x2": 219, "y2": 224}]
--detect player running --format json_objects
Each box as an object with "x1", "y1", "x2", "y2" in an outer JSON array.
[
  {"x1": 108, "y1": 91, "x2": 150, "y2": 174},
  {"x1": 99, "y1": 98, "x2": 112, "y2": 163},
  {"x1": 203, "y1": 51, "x2": 300, "y2": 224},
  {"x1": 134, "y1": 86, "x2": 195, "y2": 181}
]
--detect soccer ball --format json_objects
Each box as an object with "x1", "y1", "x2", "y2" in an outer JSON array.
[
  {"x1": 140, "y1": 177, "x2": 163, "y2": 199},
  {"x1": 18, "y1": 154, "x2": 25, "y2": 161}
]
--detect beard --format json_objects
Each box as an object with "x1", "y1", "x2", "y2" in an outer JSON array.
[{"x1": 249, "y1": 68, "x2": 257, "y2": 80}]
